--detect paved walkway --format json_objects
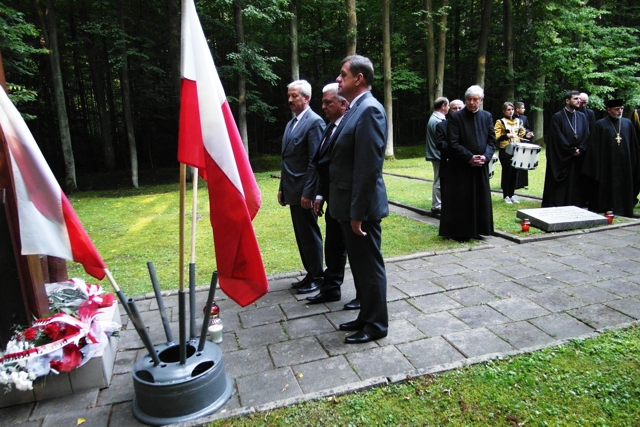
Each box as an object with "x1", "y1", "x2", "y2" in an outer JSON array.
[{"x1": 3, "y1": 208, "x2": 640, "y2": 427}]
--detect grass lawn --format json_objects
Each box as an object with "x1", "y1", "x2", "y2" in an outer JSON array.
[
  {"x1": 208, "y1": 326, "x2": 640, "y2": 426},
  {"x1": 67, "y1": 144, "x2": 638, "y2": 295},
  {"x1": 68, "y1": 170, "x2": 466, "y2": 296}
]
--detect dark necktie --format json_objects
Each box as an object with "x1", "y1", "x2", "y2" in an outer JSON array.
[
  {"x1": 320, "y1": 123, "x2": 336, "y2": 151},
  {"x1": 288, "y1": 117, "x2": 297, "y2": 135}
]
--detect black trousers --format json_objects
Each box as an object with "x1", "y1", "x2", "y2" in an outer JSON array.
[
  {"x1": 290, "y1": 205, "x2": 323, "y2": 283},
  {"x1": 340, "y1": 220, "x2": 387, "y2": 335}
]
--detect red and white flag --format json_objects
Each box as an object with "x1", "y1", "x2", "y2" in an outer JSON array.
[
  {"x1": 0, "y1": 89, "x2": 106, "y2": 280},
  {"x1": 178, "y1": 0, "x2": 268, "y2": 306}
]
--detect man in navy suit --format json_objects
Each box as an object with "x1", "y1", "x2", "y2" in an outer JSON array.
[
  {"x1": 306, "y1": 82, "x2": 353, "y2": 307},
  {"x1": 329, "y1": 55, "x2": 389, "y2": 344},
  {"x1": 278, "y1": 80, "x2": 325, "y2": 294}
]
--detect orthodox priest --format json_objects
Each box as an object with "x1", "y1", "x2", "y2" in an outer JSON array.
[
  {"x1": 542, "y1": 90, "x2": 590, "y2": 208},
  {"x1": 439, "y1": 85, "x2": 495, "y2": 241},
  {"x1": 582, "y1": 99, "x2": 640, "y2": 217}
]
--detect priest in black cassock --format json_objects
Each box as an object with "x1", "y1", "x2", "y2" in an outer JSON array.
[
  {"x1": 582, "y1": 99, "x2": 640, "y2": 217},
  {"x1": 542, "y1": 90, "x2": 590, "y2": 208},
  {"x1": 439, "y1": 85, "x2": 495, "y2": 241}
]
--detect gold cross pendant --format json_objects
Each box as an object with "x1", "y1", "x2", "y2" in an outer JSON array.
[{"x1": 616, "y1": 134, "x2": 622, "y2": 145}]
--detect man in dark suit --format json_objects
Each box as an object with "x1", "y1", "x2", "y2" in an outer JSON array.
[
  {"x1": 278, "y1": 79, "x2": 325, "y2": 294},
  {"x1": 330, "y1": 55, "x2": 389, "y2": 344},
  {"x1": 306, "y1": 83, "x2": 355, "y2": 308}
]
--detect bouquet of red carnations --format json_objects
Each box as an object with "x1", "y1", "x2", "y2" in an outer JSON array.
[{"x1": 0, "y1": 279, "x2": 119, "y2": 392}]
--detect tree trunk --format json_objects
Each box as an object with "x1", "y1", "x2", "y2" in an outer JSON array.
[
  {"x1": 86, "y1": 44, "x2": 115, "y2": 171},
  {"x1": 119, "y1": 0, "x2": 138, "y2": 188},
  {"x1": 435, "y1": 0, "x2": 449, "y2": 98},
  {"x1": 234, "y1": 0, "x2": 249, "y2": 153},
  {"x1": 36, "y1": 0, "x2": 77, "y2": 192},
  {"x1": 533, "y1": 74, "x2": 545, "y2": 146},
  {"x1": 289, "y1": 0, "x2": 299, "y2": 80},
  {"x1": 166, "y1": 0, "x2": 181, "y2": 95},
  {"x1": 345, "y1": 0, "x2": 357, "y2": 55},
  {"x1": 382, "y1": 0, "x2": 393, "y2": 158},
  {"x1": 425, "y1": 0, "x2": 435, "y2": 111},
  {"x1": 475, "y1": 0, "x2": 493, "y2": 91},
  {"x1": 502, "y1": 0, "x2": 514, "y2": 101}
]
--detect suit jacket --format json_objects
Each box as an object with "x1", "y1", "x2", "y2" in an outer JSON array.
[
  {"x1": 313, "y1": 122, "x2": 337, "y2": 203},
  {"x1": 328, "y1": 92, "x2": 389, "y2": 222},
  {"x1": 279, "y1": 108, "x2": 325, "y2": 205}
]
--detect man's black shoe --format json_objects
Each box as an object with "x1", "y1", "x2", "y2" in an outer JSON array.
[
  {"x1": 291, "y1": 277, "x2": 309, "y2": 289},
  {"x1": 306, "y1": 291, "x2": 341, "y2": 304},
  {"x1": 339, "y1": 320, "x2": 363, "y2": 331},
  {"x1": 344, "y1": 330, "x2": 386, "y2": 344},
  {"x1": 296, "y1": 281, "x2": 321, "y2": 294},
  {"x1": 343, "y1": 298, "x2": 360, "y2": 310}
]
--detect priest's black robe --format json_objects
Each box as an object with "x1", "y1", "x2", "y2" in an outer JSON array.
[
  {"x1": 541, "y1": 109, "x2": 590, "y2": 208},
  {"x1": 582, "y1": 116, "x2": 640, "y2": 217},
  {"x1": 439, "y1": 108, "x2": 495, "y2": 240}
]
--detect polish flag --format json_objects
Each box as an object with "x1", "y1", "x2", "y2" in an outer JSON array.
[
  {"x1": 178, "y1": 0, "x2": 268, "y2": 306},
  {"x1": 0, "y1": 89, "x2": 106, "y2": 280}
]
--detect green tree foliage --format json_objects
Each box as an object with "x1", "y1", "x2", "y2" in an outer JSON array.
[
  {"x1": 0, "y1": 0, "x2": 638, "y2": 181},
  {"x1": 0, "y1": 3, "x2": 46, "y2": 108}
]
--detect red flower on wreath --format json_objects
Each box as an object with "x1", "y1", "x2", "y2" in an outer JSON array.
[
  {"x1": 44, "y1": 323, "x2": 63, "y2": 340},
  {"x1": 23, "y1": 327, "x2": 37, "y2": 341}
]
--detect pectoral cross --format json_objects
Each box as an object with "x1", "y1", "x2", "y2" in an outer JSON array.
[{"x1": 615, "y1": 134, "x2": 622, "y2": 145}]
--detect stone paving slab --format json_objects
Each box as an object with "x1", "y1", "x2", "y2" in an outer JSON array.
[{"x1": 5, "y1": 223, "x2": 640, "y2": 427}]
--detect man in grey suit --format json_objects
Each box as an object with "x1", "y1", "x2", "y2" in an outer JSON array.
[
  {"x1": 330, "y1": 55, "x2": 389, "y2": 344},
  {"x1": 278, "y1": 80, "x2": 325, "y2": 294}
]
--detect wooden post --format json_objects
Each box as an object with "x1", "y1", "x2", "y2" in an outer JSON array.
[{"x1": 0, "y1": 50, "x2": 59, "y2": 344}]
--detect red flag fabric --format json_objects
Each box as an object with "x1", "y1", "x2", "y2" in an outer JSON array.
[
  {"x1": 0, "y1": 89, "x2": 106, "y2": 280},
  {"x1": 178, "y1": 0, "x2": 268, "y2": 306}
]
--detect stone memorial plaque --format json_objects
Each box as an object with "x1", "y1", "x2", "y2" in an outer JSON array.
[{"x1": 516, "y1": 206, "x2": 608, "y2": 232}]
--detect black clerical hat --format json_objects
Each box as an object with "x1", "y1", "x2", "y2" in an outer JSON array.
[{"x1": 605, "y1": 99, "x2": 624, "y2": 108}]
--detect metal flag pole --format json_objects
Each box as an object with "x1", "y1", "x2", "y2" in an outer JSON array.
[
  {"x1": 103, "y1": 268, "x2": 160, "y2": 365},
  {"x1": 147, "y1": 261, "x2": 173, "y2": 343},
  {"x1": 178, "y1": 163, "x2": 187, "y2": 364},
  {"x1": 189, "y1": 167, "x2": 198, "y2": 340}
]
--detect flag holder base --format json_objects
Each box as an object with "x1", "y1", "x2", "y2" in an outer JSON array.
[{"x1": 131, "y1": 340, "x2": 232, "y2": 426}]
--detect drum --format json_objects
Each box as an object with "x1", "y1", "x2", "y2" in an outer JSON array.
[
  {"x1": 511, "y1": 142, "x2": 541, "y2": 170},
  {"x1": 488, "y1": 153, "x2": 499, "y2": 179}
]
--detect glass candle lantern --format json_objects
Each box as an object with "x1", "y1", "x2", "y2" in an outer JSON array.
[{"x1": 605, "y1": 211, "x2": 614, "y2": 224}]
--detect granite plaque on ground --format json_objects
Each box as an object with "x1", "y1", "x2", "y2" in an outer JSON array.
[{"x1": 516, "y1": 206, "x2": 608, "y2": 232}]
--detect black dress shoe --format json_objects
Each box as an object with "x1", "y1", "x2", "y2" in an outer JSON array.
[
  {"x1": 343, "y1": 298, "x2": 360, "y2": 310},
  {"x1": 296, "y1": 281, "x2": 321, "y2": 294},
  {"x1": 306, "y1": 291, "x2": 341, "y2": 304},
  {"x1": 291, "y1": 277, "x2": 309, "y2": 289},
  {"x1": 339, "y1": 320, "x2": 363, "y2": 331},
  {"x1": 344, "y1": 330, "x2": 387, "y2": 344}
]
